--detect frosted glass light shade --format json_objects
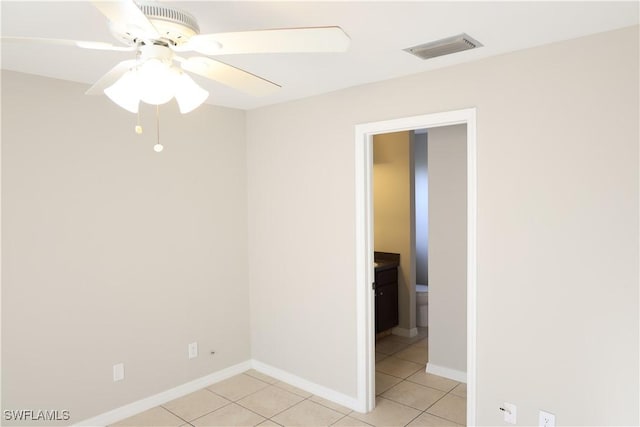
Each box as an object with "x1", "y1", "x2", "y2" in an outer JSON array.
[
  {"x1": 174, "y1": 73, "x2": 209, "y2": 114},
  {"x1": 104, "y1": 61, "x2": 207, "y2": 114},
  {"x1": 104, "y1": 70, "x2": 140, "y2": 113},
  {"x1": 138, "y1": 59, "x2": 178, "y2": 105}
]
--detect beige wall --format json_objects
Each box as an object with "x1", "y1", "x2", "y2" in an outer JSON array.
[
  {"x1": 427, "y1": 124, "x2": 467, "y2": 374},
  {"x1": 373, "y1": 131, "x2": 416, "y2": 332},
  {"x1": 1, "y1": 71, "x2": 251, "y2": 424},
  {"x1": 247, "y1": 26, "x2": 639, "y2": 425},
  {"x1": 1, "y1": 24, "x2": 638, "y2": 427}
]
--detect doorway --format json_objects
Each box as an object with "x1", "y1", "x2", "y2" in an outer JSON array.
[{"x1": 354, "y1": 109, "x2": 477, "y2": 425}]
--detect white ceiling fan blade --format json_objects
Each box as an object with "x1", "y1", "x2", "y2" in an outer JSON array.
[
  {"x1": 183, "y1": 27, "x2": 350, "y2": 55},
  {"x1": 181, "y1": 57, "x2": 280, "y2": 97},
  {"x1": 85, "y1": 59, "x2": 137, "y2": 95},
  {"x1": 1, "y1": 36, "x2": 135, "y2": 52},
  {"x1": 91, "y1": 0, "x2": 159, "y2": 40}
]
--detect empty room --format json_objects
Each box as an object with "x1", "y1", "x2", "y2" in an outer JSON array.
[{"x1": 1, "y1": 1, "x2": 638, "y2": 426}]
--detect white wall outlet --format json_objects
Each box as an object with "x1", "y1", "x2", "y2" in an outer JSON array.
[
  {"x1": 113, "y1": 363, "x2": 124, "y2": 382},
  {"x1": 539, "y1": 410, "x2": 555, "y2": 427},
  {"x1": 501, "y1": 402, "x2": 517, "y2": 424},
  {"x1": 188, "y1": 342, "x2": 198, "y2": 359}
]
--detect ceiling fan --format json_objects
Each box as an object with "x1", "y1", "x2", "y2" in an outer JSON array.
[{"x1": 2, "y1": 0, "x2": 351, "y2": 114}]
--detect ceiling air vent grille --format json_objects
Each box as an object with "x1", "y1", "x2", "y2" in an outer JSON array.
[{"x1": 404, "y1": 33, "x2": 482, "y2": 60}]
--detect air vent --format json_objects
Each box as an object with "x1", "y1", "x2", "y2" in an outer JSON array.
[{"x1": 404, "y1": 33, "x2": 482, "y2": 60}]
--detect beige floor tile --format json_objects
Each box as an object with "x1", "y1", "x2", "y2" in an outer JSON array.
[
  {"x1": 237, "y1": 385, "x2": 305, "y2": 418},
  {"x1": 375, "y1": 339, "x2": 410, "y2": 355},
  {"x1": 405, "y1": 371, "x2": 459, "y2": 393},
  {"x1": 381, "y1": 381, "x2": 446, "y2": 411},
  {"x1": 111, "y1": 406, "x2": 186, "y2": 426},
  {"x1": 208, "y1": 374, "x2": 270, "y2": 401},
  {"x1": 394, "y1": 343, "x2": 428, "y2": 365},
  {"x1": 387, "y1": 333, "x2": 425, "y2": 345},
  {"x1": 331, "y1": 415, "x2": 374, "y2": 426},
  {"x1": 413, "y1": 337, "x2": 428, "y2": 346},
  {"x1": 407, "y1": 412, "x2": 462, "y2": 426},
  {"x1": 192, "y1": 402, "x2": 265, "y2": 426},
  {"x1": 450, "y1": 383, "x2": 467, "y2": 398},
  {"x1": 310, "y1": 396, "x2": 352, "y2": 415},
  {"x1": 376, "y1": 357, "x2": 423, "y2": 379},
  {"x1": 413, "y1": 340, "x2": 428, "y2": 349},
  {"x1": 416, "y1": 327, "x2": 429, "y2": 338},
  {"x1": 162, "y1": 389, "x2": 230, "y2": 422},
  {"x1": 349, "y1": 398, "x2": 421, "y2": 427},
  {"x1": 426, "y1": 394, "x2": 466, "y2": 425},
  {"x1": 377, "y1": 335, "x2": 408, "y2": 344},
  {"x1": 375, "y1": 352, "x2": 389, "y2": 363},
  {"x1": 273, "y1": 381, "x2": 313, "y2": 398},
  {"x1": 272, "y1": 400, "x2": 344, "y2": 426},
  {"x1": 375, "y1": 372, "x2": 403, "y2": 395},
  {"x1": 244, "y1": 369, "x2": 279, "y2": 384},
  {"x1": 258, "y1": 421, "x2": 282, "y2": 426}
]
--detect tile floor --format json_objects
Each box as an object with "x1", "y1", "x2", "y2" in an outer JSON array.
[{"x1": 111, "y1": 329, "x2": 466, "y2": 427}]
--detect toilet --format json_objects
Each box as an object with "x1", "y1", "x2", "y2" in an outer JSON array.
[{"x1": 416, "y1": 284, "x2": 429, "y2": 327}]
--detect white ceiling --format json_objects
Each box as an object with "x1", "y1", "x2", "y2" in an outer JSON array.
[{"x1": 1, "y1": 1, "x2": 638, "y2": 110}]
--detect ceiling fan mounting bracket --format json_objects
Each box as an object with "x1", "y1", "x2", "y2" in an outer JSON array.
[{"x1": 110, "y1": 2, "x2": 201, "y2": 47}]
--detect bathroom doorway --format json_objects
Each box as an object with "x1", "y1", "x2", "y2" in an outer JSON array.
[{"x1": 354, "y1": 109, "x2": 477, "y2": 425}]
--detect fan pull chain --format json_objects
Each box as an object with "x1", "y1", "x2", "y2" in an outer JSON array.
[
  {"x1": 135, "y1": 109, "x2": 143, "y2": 134},
  {"x1": 153, "y1": 105, "x2": 163, "y2": 152},
  {"x1": 134, "y1": 48, "x2": 143, "y2": 136}
]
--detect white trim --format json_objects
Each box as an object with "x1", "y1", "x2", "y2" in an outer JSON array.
[
  {"x1": 354, "y1": 126, "x2": 376, "y2": 413},
  {"x1": 426, "y1": 362, "x2": 467, "y2": 383},
  {"x1": 251, "y1": 360, "x2": 363, "y2": 412},
  {"x1": 73, "y1": 360, "x2": 252, "y2": 427},
  {"x1": 73, "y1": 359, "x2": 364, "y2": 427},
  {"x1": 354, "y1": 108, "x2": 478, "y2": 425},
  {"x1": 391, "y1": 327, "x2": 418, "y2": 338},
  {"x1": 465, "y1": 110, "x2": 478, "y2": 427}
]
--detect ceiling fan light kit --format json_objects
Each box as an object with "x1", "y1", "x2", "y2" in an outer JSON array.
[
  {"x1": 2, "y1": 0, "x2": 350, "y2": 150},
  {"x1": 104, "y1": 71, "x2": 140, "y2": 113},
  {"x1": 104, "y1": 44, "x2": 209, "y2": 114},
  {"x1": 174, "y1": 73, "x2": 209, "y2": 113}
]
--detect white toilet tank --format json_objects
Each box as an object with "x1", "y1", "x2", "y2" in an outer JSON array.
[{"x1": 416, "y1": 284, "x2": 429, "y2": 327}]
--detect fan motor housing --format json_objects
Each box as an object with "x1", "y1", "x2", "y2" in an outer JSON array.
[{"x1": 110, "y1": 2, "x2": 200, "y2": 47}]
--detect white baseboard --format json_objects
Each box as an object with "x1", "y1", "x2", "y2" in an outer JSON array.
[
  {"x1": 251, "y1": 360, "x2": 363, "y2": 412},
  {"x1": 391, "y1": 327, "x2": 418, "y2": 338},
  {"x1": 426, "y1": 362, "x2": 467, "y2": 383},
  {"x1": 73, "y1": 359, "x2": 362, "y2": 426},
  {"x1": 74, "y1": 360, "x2": 252, "y2": 427}
]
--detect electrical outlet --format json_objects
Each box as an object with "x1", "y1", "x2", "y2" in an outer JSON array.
[
  {"x1": 188, "y1": 342, "x2": 198, "y2": 359},
  {"x1": 501, "y1": 402, "x2": 516, "y2": 424},
  {"x1": 539, "y1": 410, "x2": 555, "y2": 427},
  {"x1": 113, "y1": 363, "x2": 124, "y2": 382}
]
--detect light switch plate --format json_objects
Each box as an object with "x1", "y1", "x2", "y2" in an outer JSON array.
[{"x1": 113, "y1": 363, "x2": 124, "y2": 382}]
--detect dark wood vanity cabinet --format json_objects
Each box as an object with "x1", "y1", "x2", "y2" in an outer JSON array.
[{"x1": 375, "y1": 267, "x2": 399, "y2": 333}]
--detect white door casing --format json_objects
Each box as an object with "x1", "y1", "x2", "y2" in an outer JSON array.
[{"x1": 354, "y1": 108, "x2": 477, "y2": 425}]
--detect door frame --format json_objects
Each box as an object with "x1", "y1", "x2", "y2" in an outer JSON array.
[{"x1": 354, "y1": 108, "x2": 477, "y2": 425}]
